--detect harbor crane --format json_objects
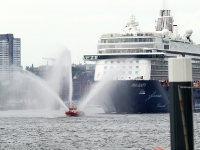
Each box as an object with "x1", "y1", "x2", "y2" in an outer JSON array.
[{"x1": 42, "y1": 57, "x2": 56, "y2": 65}]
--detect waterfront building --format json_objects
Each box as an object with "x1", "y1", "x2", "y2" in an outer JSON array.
[{"x1": 0, "y1": 34, "x2": 21, "y2": 83}]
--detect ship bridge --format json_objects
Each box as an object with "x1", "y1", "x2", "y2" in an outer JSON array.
[{"x1": 83, "y1": 53, "x2": 165, "y2": 61}]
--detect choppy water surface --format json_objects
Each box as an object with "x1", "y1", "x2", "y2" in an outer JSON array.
[{"x1": 0, "y1": 109, "x2": 200, "y2": 150}]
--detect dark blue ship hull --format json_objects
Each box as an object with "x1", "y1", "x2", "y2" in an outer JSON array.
[
  {"x1": 95, "y1": 80, "x2": 169, "y2": 113},
  {"x1": 95, "y1": 80, "x2": 200, "y2": 113}
]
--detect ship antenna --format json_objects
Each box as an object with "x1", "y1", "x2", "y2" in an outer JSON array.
[
  {"x1": 163, "y1": 0, "x2": 168, "y2": 10},
  {"x1": 130, "y1": 15, "x2": 135, "y2": 26},
  {"x1": 130, "y1": 15, "x2": 139, "y2": 27}
]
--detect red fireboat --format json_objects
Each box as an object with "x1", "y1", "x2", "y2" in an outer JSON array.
[{"x1": 65, "y1": 107, "x2": 85, "y2": 117}]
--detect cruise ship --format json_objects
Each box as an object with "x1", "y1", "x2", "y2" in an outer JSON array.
[{"x1": 83, "y1": 9, "x2": 200, "y2": 113}]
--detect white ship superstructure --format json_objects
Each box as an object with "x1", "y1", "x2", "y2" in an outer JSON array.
[
  {"x1": 83, "y1": 9, "x2": 200, "y2": 113},
  {"x1": 84, "y1": 9, "x2": 200, "y2": 82}
]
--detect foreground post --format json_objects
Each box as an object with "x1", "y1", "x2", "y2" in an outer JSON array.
[{"x1": 168, "y1": 57, "x2": 194, "y2": 150}]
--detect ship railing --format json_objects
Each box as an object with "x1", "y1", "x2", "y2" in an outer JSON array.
[{"x1": 100, "y1": 32, "x2": 158, "y2": 38}]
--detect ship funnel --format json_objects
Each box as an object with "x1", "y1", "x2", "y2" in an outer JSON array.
[
  {"x1": 156, "y1": 10, "x2": 173, "y2": 31},
  {"x1": 159, "y1": 10, "x2": 171, "y2": 16}
]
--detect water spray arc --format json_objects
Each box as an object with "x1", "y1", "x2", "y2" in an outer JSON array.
[
  {"x1": 11, "y1": 68, "x2": 68, "y2": 110},
  {"x1": 50, "y1": 50, "x2": 73, "y2": 108},
  {"x1": 2, "y1": 49, "x2": 77, "y2": 113},
  {"x1": 78, "y1": 68, "x2": 122, "y2": 112}
]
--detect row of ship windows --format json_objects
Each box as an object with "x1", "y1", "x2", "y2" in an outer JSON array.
[
  {"x1": 4, "y1": 46, "x2": 20, "y2": 48},
  {"x1": 152, "y1": 66, "x2": 168, "y2": 70},
  {"x1": 98, "y1": 44, "x2": 154, "y2": 49},
  {"x1": 104, "y1": 71, "x2": 139, "y2": 74},
  {"x1": 0, "y1": 51, "x2": 20, "y2": 53},
  {"x1": 0, "y1": 44, "x2": 20, "y2": 46},
  {"x1": 151, "y1": 61, "x2": 167, "y2": 65},
  {"x1": 105, "y1": 60, "x2": 139, "y2": 64},
  {"x1": 194, "y1": 60, "x2": 200, "y2": 63},
  {"x1": 104, "y1": 66, "x2": 139, "y2": 69},
  {"x1": 0, "y1": 59, "x2": 10, "y2": 61},
  {"x1": 0, "y1": 62, "x2": 9, "y2": 64},
  {"x1": 151, "y1": 77, "x2": 168, "y2": 80},
  {"x1": 195, "y1": 65, "x2": 200, "y2": 68},
  {"x1": 100, "y1": 38, "x2": 155, "y2": 43},
  {"x1": 151, "y1": 72, "x2": 168, "y2": 75},
  {"x1": 192, "y1": 64, "x2": 200, "y2": 68},
  {"x1": 99, "y1": 49, "x2": 156, "y2": 54},
  {"x1": 171, "y1": 40, "x2": 191, "y2": 44},
  {"x1": 193, "y1": 70, "x2": 200, "y2": 73}
]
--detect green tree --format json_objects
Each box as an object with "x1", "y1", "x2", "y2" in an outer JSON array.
[{"x1": 72, "y1": 66, "x2": 84, "y2": 77}]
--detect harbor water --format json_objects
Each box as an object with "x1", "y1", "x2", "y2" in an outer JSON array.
[{"x1": 0, "y1": 108, "x2": 200, "y2": 150}]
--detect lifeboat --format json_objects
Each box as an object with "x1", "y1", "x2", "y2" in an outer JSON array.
[
  {"x1": 194, "y1": 81, "x2": 200, "y2": 87},
  {"x1": 162, "y1": 81, "x2": 169, "y2": 86},
  {"x1": 65, "y1": 107, "x2": 85, "y2": 117}
]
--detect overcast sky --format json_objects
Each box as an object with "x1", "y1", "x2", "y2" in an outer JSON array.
[{"x1": 0, "y1": 0, "x2": 199, "y2": 68}]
